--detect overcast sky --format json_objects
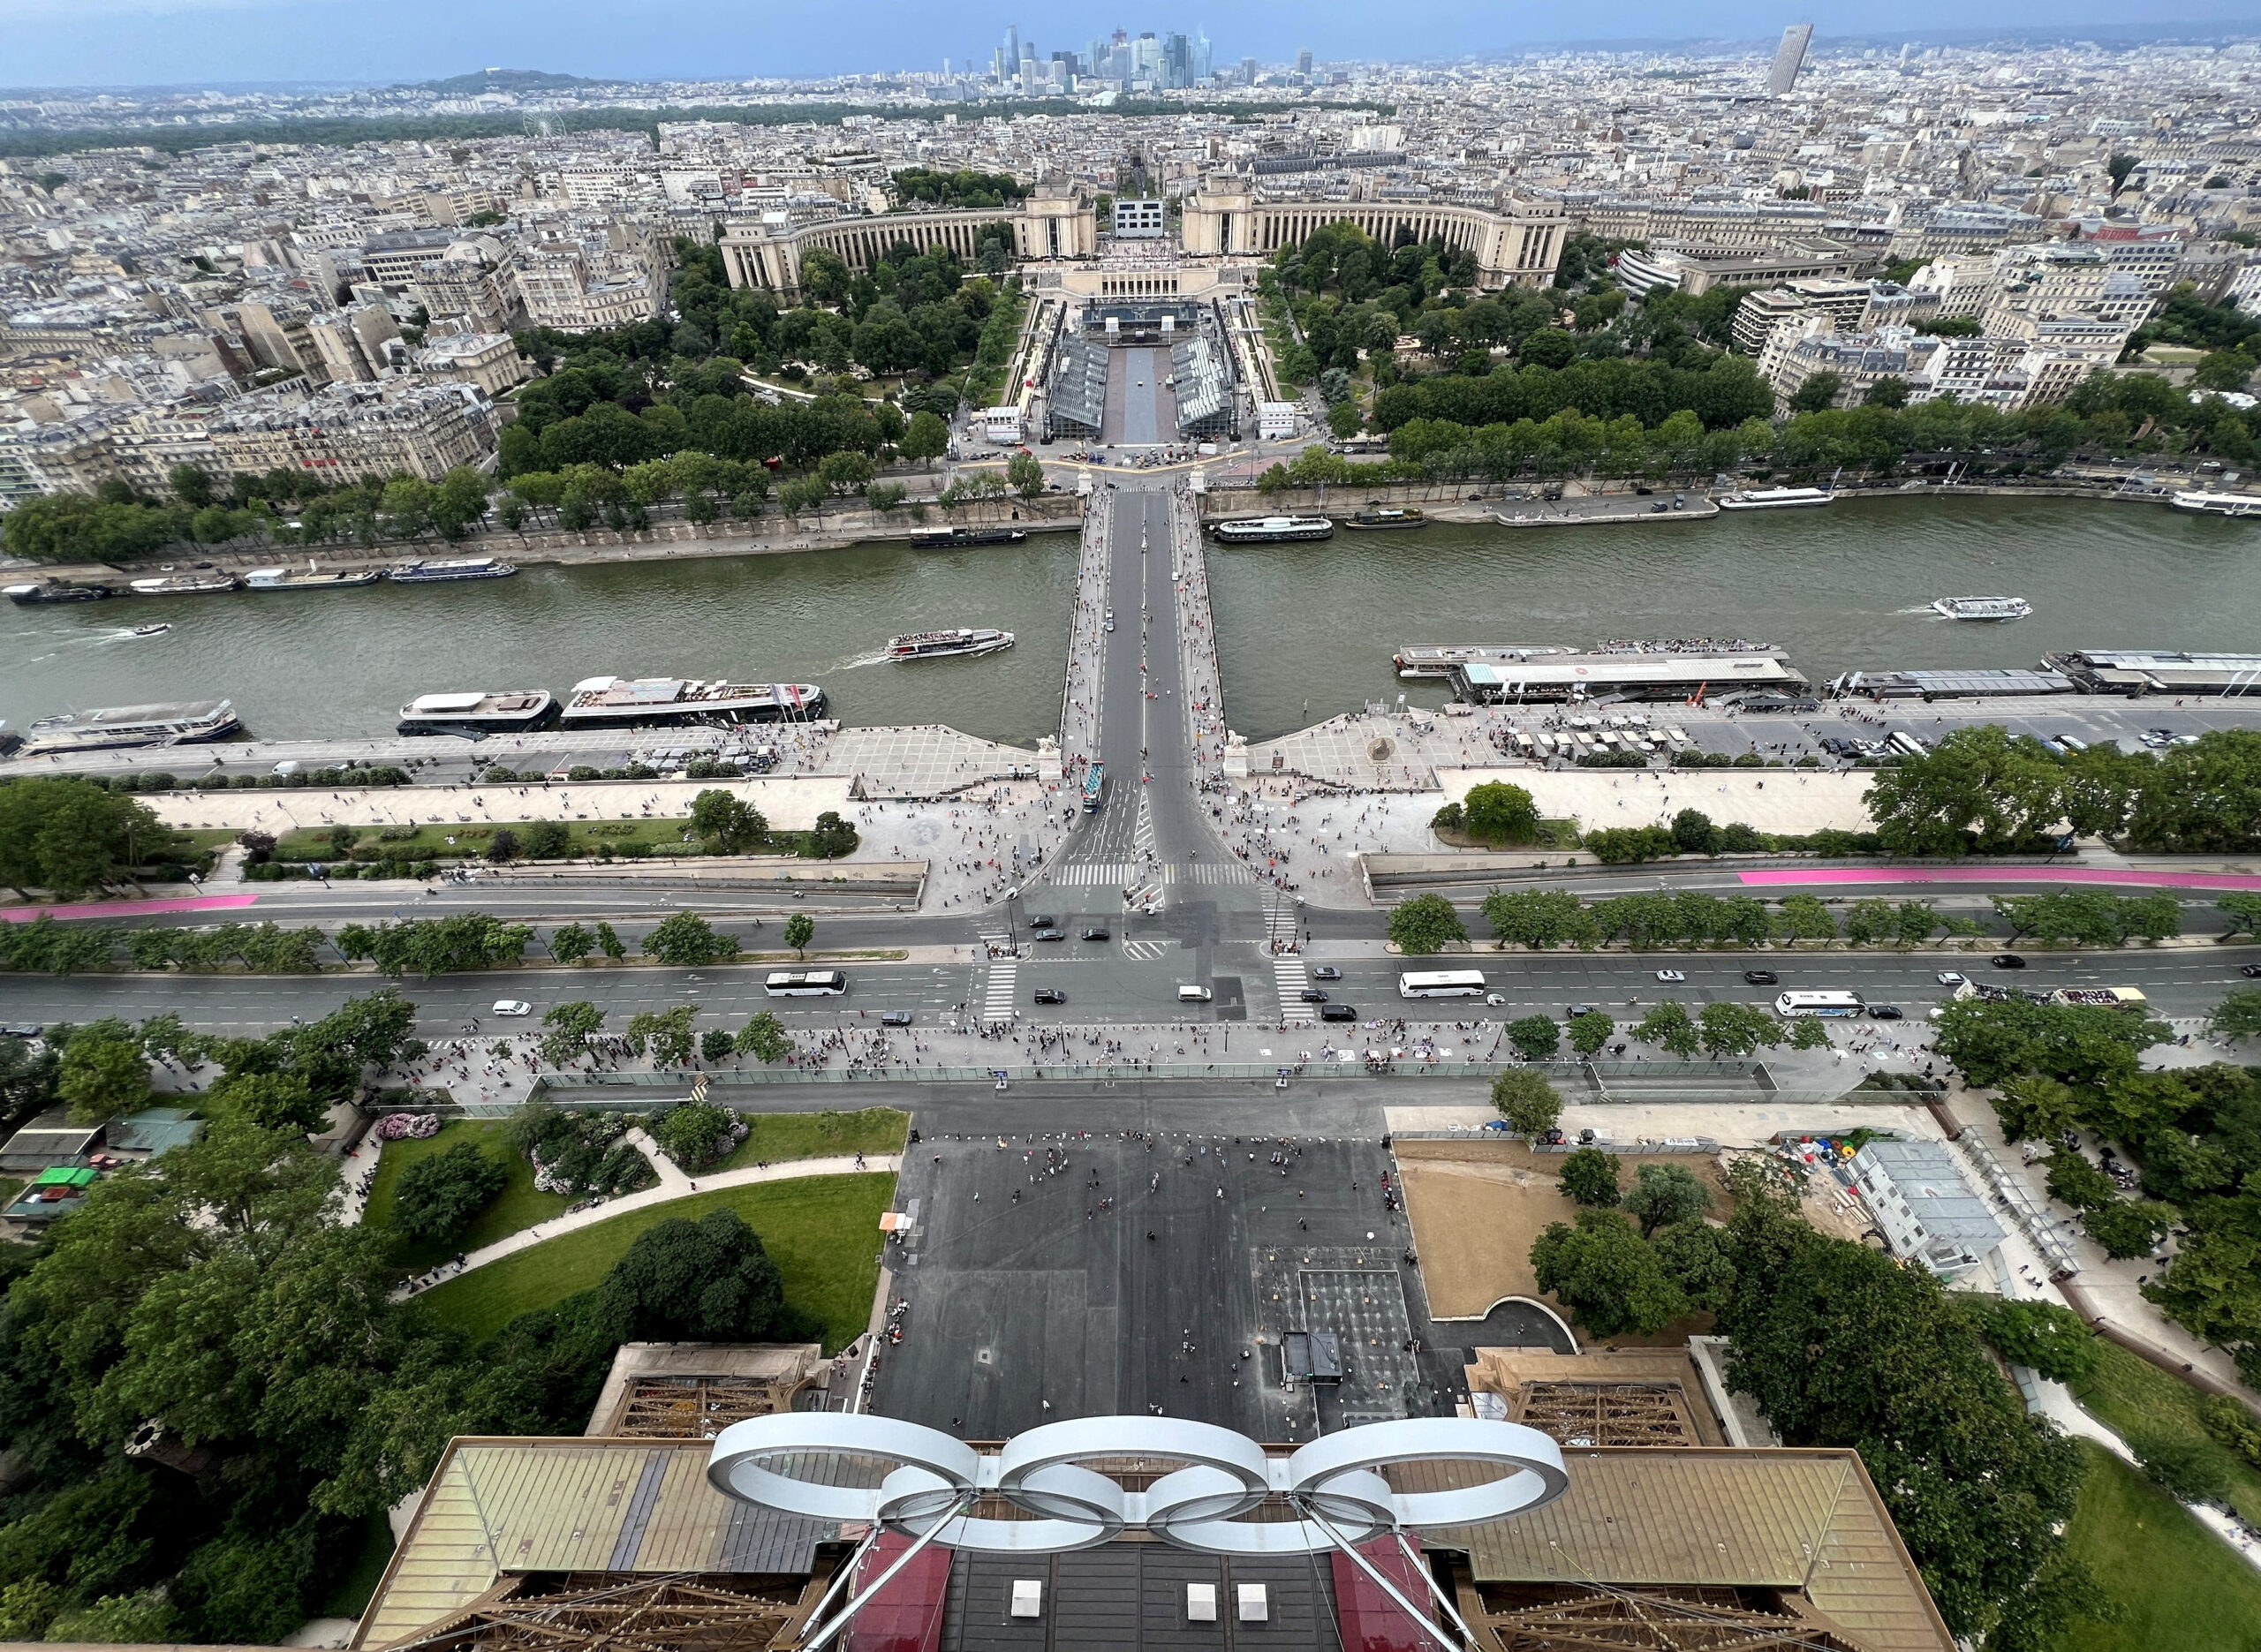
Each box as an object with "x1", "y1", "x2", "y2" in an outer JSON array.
[{"x1": 1, "y1": 0, "x2": 2250, "y2": 91}]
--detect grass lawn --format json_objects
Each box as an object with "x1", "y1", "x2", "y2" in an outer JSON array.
[
  {"x1": 2070, "y1": 1339, "x2": 2261, "y2": 1525},
  {"x1": 1433, "y1": 817, "x2": 1580, "y2": 851},
  {"x1": 2052, "y1": 1442, "x2": 2261, "y2": 1652},
  {"x1": 720, "y1": 1107, "x2": 909, "y2": 1171},
  {"x1": 315, "y1": 1512, "x2": 397, "y2": 1619},
  {"x1": 363, "y1": 1120, "x2": 571, "y2": 1272},
  {"x1": 413, "y1": 1173, "x2": 895, "y2": 1351},
  {"x1": 276, "y1": 817, "x2": 697, "y2": 861}
]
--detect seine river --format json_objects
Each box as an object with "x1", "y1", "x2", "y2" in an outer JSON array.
[{"x1": 4, "y1": 496, "x2": 2257, "y2": 747}]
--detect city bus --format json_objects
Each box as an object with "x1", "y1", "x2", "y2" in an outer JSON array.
[
  {"x1": 766, "y1": 969, "x2": 848, "y2": 997},
  {"x1": 1398, "y1": 969, "x2": 1488, "y2": 999},
  {"x1": 1773, "y1": 990, "x2": 1864, "y2": 1017},
  {"x1": 1083, "y1": 763, "x2": 1106, "y2": 812}
]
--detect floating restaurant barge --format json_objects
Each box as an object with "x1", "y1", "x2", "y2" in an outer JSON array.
[
  {"x1": 1450, "y1": 652, "x2": 1809, "y2": 705},
  {"x1": 2047, "y1": 648, "x2": 2261, "y2": 696}
]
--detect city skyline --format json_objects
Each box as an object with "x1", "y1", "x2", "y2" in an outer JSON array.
[{"x1": 3, "y1": 1, "x2": 2257, "y2": 89}]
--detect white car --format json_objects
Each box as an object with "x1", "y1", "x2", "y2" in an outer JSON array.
[
  {"x1": 1654, "y1": 969, "x2": 1686, "y2": 983},
  {"x1": 1486, "y1": 992, "x2": 1507, "y2": 1006},
  {"x1": 493, "y1": 999, "x2": 533, "y2": 1017},
  {"x1": 1935, "y1": 972, "x2": 1965, "y2": 986}
]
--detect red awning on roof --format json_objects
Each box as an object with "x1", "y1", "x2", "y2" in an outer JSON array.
[{"x1": 1331, "y1": 1536, "x2": 1438, "y2": 1652}]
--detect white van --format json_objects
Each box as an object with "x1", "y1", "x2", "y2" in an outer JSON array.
[{"x1": 1176, "y1": 984, "x2": 1214, "y2": 1003}]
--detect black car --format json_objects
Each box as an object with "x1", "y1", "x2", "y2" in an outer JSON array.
[
  {"x1": 881, "y1": 1010, "x2": 912, "y2": 1027},
  {"x1": 1312, "y1": 966, "x2": 1342, "y2": 981},
  {"x1": 1298, "y1": 988, "x2": 1329, "y2": 1003},
  {"x1": 1991, "y1": 954, "x2": 2027, "y2": 969},
  {"x1": 1320, "y1": 1004, "x2": 1357, "y2": 1022},
  {"x1": 1081, "y1": 927, "x2": 1111, "y2": 941},
  {"x1": 1743, "y1": 969, "x2": 1779, "y2": 985},
  {"x1": 1032, "y1": 987, "x2": 1065, "y2": 1005},
  {"x1": 1032, "y1": 927, "x2": 1066, "y2": 942},
  {"x1": 1566, "y1": 1004, "x2": 1594, "y2": 1018},
  {"x1": 2242, "y1": 964, "x2": 2261, "y2": 978},
  {"x1": 1868, "y1": 1005, "x2": 1904, "y2": 1020}
]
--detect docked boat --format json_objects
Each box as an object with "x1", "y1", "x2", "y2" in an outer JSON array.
[
  {"x1": 1716, "y1": 487, "x2": 1834, "y2": 511},
  {"x1": 886, "y1": 628, "x2": 1015, "y2": 660},
  {"x1": 384, "y1": 555, "x2": 516, "y2": 583},
  {"x1": 1207, "y1": 515, "x2": 1335, "y2": 543},
  {"x1": 2169, "y1": 490, "x2": 2261, "y2": 517},
  {"x1": 127, "y1": 570, "x2": 238, "y2": 596},
  {"x1": 1339, "y1": 504, "x2": 1425, "y2": 531},
  {"x1": 245, "y1": 562, "x2": 382, "y2": 592},
  {"x1": 17, "y1": 698, "x2": 239, "y2": 755},
  {"x1": 397, "y1": 689, "x2": 560, "y2": 737},
  {"x1": 1932, "y1": 596, "x2": 2032, "y2": 622},
  {"x1": 557, "y1": 675, "x2": 826, "y2": 729},
  {"x1": 1394, "y1": 645, "x2": 1576, "y2": 678},
  {"x1": 4, "y1": 580, "x2": 112, "y2": 605},
  {"x1": 910, "y1": 526, "x2": 1028, "y2": 550}
]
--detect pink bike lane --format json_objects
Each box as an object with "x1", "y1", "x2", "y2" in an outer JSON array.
[{"x1": 2, "y1": 894, "x2": 261, "y2": 924}]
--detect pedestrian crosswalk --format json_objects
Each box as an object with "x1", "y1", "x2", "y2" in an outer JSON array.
[
  {"x1": 980, "y1": 957, "x2": 1020, "y2": 1022},
  {"x1": 1273, "y1": 955, "x2": 1314, "y2": 1025},
  {"x1": 1049, "y1": 859, "x2": 1259, "y2": 886}
]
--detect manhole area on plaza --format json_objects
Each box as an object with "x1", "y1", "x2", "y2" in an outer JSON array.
[{"x1": 1249, "y1": 1245, "x2": 1423, "y2": 1426}]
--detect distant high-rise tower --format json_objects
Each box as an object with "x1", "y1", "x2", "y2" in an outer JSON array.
[
  {"x1": 1296, "y1": 47, "x2": 1313, "y2": 78},
  {"x1": 1768, "y1": 24, "x2": 1813, "y2": 96},
  {"x1": 1242, "y1": 55, "x2": 1258, "y2": 85}
]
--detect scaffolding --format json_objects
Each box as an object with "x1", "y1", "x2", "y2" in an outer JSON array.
[
  {"x1": 382, "y1": 1575, "x2": 806, "y2": 1652},
  {"x1": 1512, "y1": 1383, "x2": 1700, "y2": 1448}
]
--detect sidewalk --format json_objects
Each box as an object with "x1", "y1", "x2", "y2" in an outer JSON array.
[{"x1": 391, "y1": 1150, "x2": 902, "y2": 1300}]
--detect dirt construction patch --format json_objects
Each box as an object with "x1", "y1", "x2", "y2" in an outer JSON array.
[{"x1": 1394, "y1": 1138, "x2": 1739, "y2": 1332}]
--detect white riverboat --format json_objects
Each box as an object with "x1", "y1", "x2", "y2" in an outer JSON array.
[
  {"x1": 1716, "y1": 487, "x2": 1834, "y2": 511},
  {"x1": 2170, "y1": 490, "x2": 2261, "y2": 517},
  {"x1": 885, "y1": 628, "x2": 1015, "y2": 660},
  {"x1": 1207, "y1": 515, "x2": 1335, "y2": 543},
  {"x1": 1931, "y1": 596, "x2": 2033, "y2": 622}
]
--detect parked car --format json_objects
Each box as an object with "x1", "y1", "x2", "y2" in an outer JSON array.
[
  {"x1": 492, "y1": 999, "x2": 532, "y2": 1016},
  {"x1": 1032, "y1": 987, "x2": 1065, "y2": 1005},
  {"x1": 1991, "y1": 954, "x2": 2027, "y2": 969},
  {"x1": 1743, "y1": 969, "x2": 1779, "y2": 985}
]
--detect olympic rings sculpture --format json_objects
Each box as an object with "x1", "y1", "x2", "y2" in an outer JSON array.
[{"x1": 706, "y1": 1413, "x2": 1568, "y2": 1555}]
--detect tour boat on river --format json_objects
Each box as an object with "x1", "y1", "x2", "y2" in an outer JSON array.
[
  {"x1": 383, "y1": 555, "x2": 516, "y2": 583},
  {"x1": 1207, "y1": 515, "x2": 1335, "y2": 543},
  {"x1": 1716, "y1": 487, "x2": 1834, "y2": 511},
  {"x1": 558, "y1": 675, "x2": 826, "y2": 729},
  {"x1": 885, "y1": 628, "x2": 1015, "y2": 660},
  {"x1": 245, "y1": 562, "x2": 382, "y2": 592},
  {"x1": 1932, "y1": 596, "x2": 2032, "y2": 622},
  {"x1": 1338, "y1": 504, "x2": 1426, "y2": 531}
]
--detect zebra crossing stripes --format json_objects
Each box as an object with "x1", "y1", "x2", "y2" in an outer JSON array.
[
  {"x1": 980, "y1": 957, "x2": 1020, "y2": 1022},
  {"x1": 1050, "y1": 862, "x2": 1138, "y2": 886},
  {"x1": 1048, "y1": 860, "x2": 1258, "y2": 887},
  {"x1": 1274, "y1": 956, "x2": 1314, "y2": 1025}
]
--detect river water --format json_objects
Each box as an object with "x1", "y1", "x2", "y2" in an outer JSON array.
[{"x1": 4, "y1": 496, "x2": 2257, "y2": 747}]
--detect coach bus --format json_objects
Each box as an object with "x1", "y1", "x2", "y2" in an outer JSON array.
[
  {"x1": 1083, "y1": 763, "x2": 1106, "y2": 812},
  {"x1": 766, "y1": 969, "x2": 848, "y2": 997},
  {"x1": 1773, "y1": 989, "x2": 1864, "y2": 1017},
  {"x1": 1397, "y1": 969, "x2": 1488, "y2": 999}
]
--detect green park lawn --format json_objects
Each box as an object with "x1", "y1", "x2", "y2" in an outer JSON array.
[
  {"x1": 720, "y1": 1107, "x2": 908, "y2": 1171},
  {"x1": 2051, "y1": 1442, "x2": 2261, "y2": 1652},
  {"x1": 362, "y1": 1120, "x2": 571, "y2": 1271},
  {"x1": 275, "y1": 817, "x2": 697, "y2": 862},
  {"x1": 412, "y1": 1173, "x2": 895, "y2": 1351},
  {"x1": 2070, "y1": 1340, "x2": 2261, "y2": 1525}
]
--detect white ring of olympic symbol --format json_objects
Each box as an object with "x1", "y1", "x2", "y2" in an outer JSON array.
[{"x1": 706, "y1": 1414, "x2": 1568, "y2": 1555}]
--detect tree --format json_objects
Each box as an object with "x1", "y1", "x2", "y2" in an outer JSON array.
[
  {"x1": 644, "y1": 911, "x2": 739, "y2": 967},
  {"x1": 734, "y1": 1011, "x2": 792, "y2": 1063},
  {"x1": 1006, "y1": 452, "x2": 1046, "y2": 497},
  {"x1": 2083, "y1": 1197, "x2": 2172, "y2": 1260},
  {"x1": 689, "y1": 788, "x2": 767, "y2": 855},
  {"x1": 1482, "y1": 889, "x2": 1599, "y2": 949},
  {"x1": 393, "y1": 1138, "x2": 507, "y2": 1245},
  {"x1": 902, "y1": 409, "x2": 949, "y2": 466},
  {"x1": 1622, "y1": 1161, "x2": 1712, "y2": 1237},
  {"x1": 521, "y1": 820, "x2": 571, "y2": 859},
  {"x1": 1490, "y1": 1068, "x2": 1562, "y2": 1136},
  {"x1": 549, "y1": 922, "x2": 593, "y2": 966},
  {"x1": 783, "y1": 912, "x2": 815, "y2": 958},
  {"x1": 0, "y1": 777, "x2": 171, "y2": 897},
  {"x1": 1668, "y1": 808, "x2": 1718, "y2": 854},
  {"x1": 1506, "y1": 1015, "x2": 1562, "y2": 1061},
  {"x1": 806, "y1": 811, "x2": 858, "y2": 857},
  {"x1": 1786, "y1": 1015, "x2": 1831, "y2": 1051},
  {"x1": 1530, "y1": 1209, "x2": 1689, "y2": 1337},
  {"x1": 647, "y1": 1100, "x2": 739, "y2": 1172},
  {"x1": 599, "y1": 1208, "x2": 784, "y2": 1341},
  {"x1": 1864, "y1": 726, "x2": 2068, "y2": 856},
  {"x1": 1558, "y1": 1147, "x2": 1621, "y2": 1206},
  {"x1": 2212, "y1": 990, "x2": 2261, "y2": 1038},
  {"x1": 593, "y1": 920, "x2": 627, "y2": 962},
  {"x1": 1566, "y1": 1008, "x2": 1614, "y2": 1056},
  {"x1": 1788, "y1": 372, "x2": 1842, "y2": 413},
  {"x1": 2129, "y1": 1429, "x2": 2231, "y2": 1503},
  {"x1": 1461, "y1": 781, "x2": 1540, "y2": 845},
  {"x1": 1773, "y1": 894, "x2": 1836, "y2": 942},
  {"x1": 625, "y1": 1005, "x2": 698, "y2": 1067},
  {"x1": 699, "y1": 1028, "x2": 736, "y2": 1064},
  {"x1": 206, "y1": 1071, "x2": 326, "y2": 1134},
  {"x1": 1652, "y1": 1220, "x2": 1736, "y2": 1311},
  {"x1": 485, "y1": 829, "x2": 520, "y2": 864},
  {"x1": 57, "y1": 1034, "x2": 149, "y2": 1125},
  {"x1": 1635, "y1": 1000, "x2": 1701, "y2": 1057},
  {"x1": 1933, "y1": 997, "x2": 2166, "y2": 1090},
  {"x1": 1970, "y1": 1298, "x2": 2098, "y2": 1386},
  {"x1": 1387, "y1": 894, "x2": 1466, "y2": 954},
  {"x1": 540, "y1": 1001, "x2": 605, "y2": 1067},
  {"x1": 1698, "y1": 1000, "x2": 1783, "y2": 1058}
]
